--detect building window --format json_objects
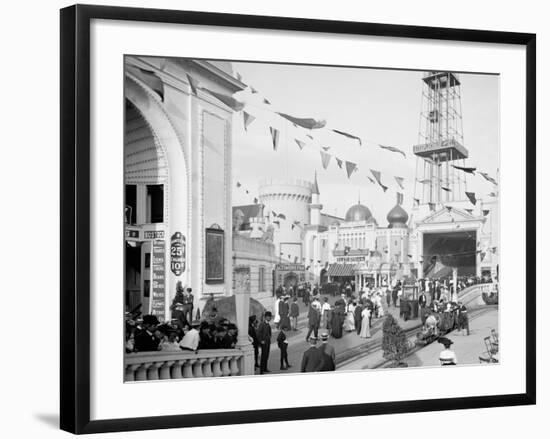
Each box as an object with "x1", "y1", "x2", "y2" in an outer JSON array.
[
  {"x1": 146, "y1": 184, "x2": 164, "y2": 223},
  {"x1": 125, "y1": 184, "x2": 137, "y2": 224},
  {"x1": 259, "y1": 266, "x2": 265, "y2": 292}
]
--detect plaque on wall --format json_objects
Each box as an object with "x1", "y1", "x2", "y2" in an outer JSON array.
[{"x1": 205, "y1": 227, "x2": 224, "y2": 284}]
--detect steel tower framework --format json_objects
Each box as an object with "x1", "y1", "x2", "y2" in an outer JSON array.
[{"x1": 413, "y1": 71, "x2": 468, "y2": 206}]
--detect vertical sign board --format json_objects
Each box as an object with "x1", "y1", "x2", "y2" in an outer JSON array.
[
  {"x1": 151, "y1": 239, "x2": 166, "y2": 321},
  {"x1": 170, "y1": 232, "x2": 185, "y2": 276}
]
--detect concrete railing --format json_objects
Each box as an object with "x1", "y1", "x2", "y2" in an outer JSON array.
[
  {"x1": 458, "y1": 283, "x2": 495, "y2": 307},
  {"x1": 125, "y1": 349, "x2": 244, "y2": 382}
]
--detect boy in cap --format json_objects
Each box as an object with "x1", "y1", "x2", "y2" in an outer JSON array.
[{"x1": 276, "y1": 327, "x2": 291, "y2": 370}]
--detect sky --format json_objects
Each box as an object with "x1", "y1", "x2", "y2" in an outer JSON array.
[{"x1": 228, "y1": 60, "x2": 499, "y2": 223}]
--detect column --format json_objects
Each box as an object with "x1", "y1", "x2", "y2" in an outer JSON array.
[
  {"x1": 417, "y1": 231, "x2": 424, "y2": 279},
  {"x1": 452, "y1": 267, "x2": 458, "y2": 302},
  {"x1": 476, "y1": 236, "x2": 482, "y2": 277},
  {"x1": 234, "y1": 267, "x2": 254, "y2": 376}
]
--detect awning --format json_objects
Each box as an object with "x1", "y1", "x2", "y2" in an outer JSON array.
[{"x1": 327, "y1": 263, "x2": 356, "y2": 277}]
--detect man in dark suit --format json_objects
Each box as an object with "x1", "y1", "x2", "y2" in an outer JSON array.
[
  {"x1": 301, "y1": 337, "x2": 323, "y2": 372},
  {"x1": 133, "y1": 314, "x2": 160, "y2": 352},
  {"x1": 305, "y1": 302, "x2": 320, "y2": 342},
  {"x1": 257, "y1": 311, "x2": 273, "y2": 374}
]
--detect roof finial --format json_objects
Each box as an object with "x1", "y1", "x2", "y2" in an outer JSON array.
[{"x1": 358, "y1": 189, "x2": 361, "y2": 205}]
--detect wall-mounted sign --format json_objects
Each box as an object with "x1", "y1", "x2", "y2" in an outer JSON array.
[
  {"x1": 275, "y1": 263, "x2": 305, "y2": 271},
  {"x1": 150, "y1": 239, "x2": 166, "y2": 320},
  {"x1": 144, "y1": 230, "x2": 164, "y2": 240},
  {"x1": 170, "y1": 232, "x2": 185, "y2": 276},
  {"x1": 125, "y1": 229, "x2": 139, "y2": 239}
]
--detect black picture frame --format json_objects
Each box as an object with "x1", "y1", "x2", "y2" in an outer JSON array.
[
  {"x1": 205, "y1": 227, "x2": 225, "y2": 284},
  {"x1": 60, "y1": 4, "x2": 536, "y2": 434}
]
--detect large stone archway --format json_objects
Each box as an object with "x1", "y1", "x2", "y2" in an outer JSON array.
[{"x1": 125, "y1": 73, "x2": 190, "y2": 318}]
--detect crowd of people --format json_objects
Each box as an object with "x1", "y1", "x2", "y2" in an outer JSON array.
[{"x1": 125, "y1": 284, "x2": 240, "y2": 354}]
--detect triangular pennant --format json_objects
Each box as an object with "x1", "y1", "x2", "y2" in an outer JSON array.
[
  {"x1": 321, "y1": 146, "x2": 330, "y2": 151},
  {"x1": 250, "y1": 86, "x2": 258, "y2": 94},
  {"x1": 428, "y1": 202, "x2": 436, "y2": 211},
  {"x1": 367, "y1": 176, "x2": 376, "y2": 184},
  {"x1": 306, "y1": 134, "x2": 314, "y2": 140},
  {"x1": 278, "y1": 213, "x2": 286, "y2": 220},
  {"x1": 203, "y1": 88, "x2": 245, "y2": 111},
  {"x1": 277, "y1": 112, "x2": 326, "y2": 129},
  {"x1": 253, "y1": 197, "x2": 258, "y2": 204},
  {"x1": 332, "y1": 129, "x2": 362, "y2": 146},
  {"x1": 236, "y1": 182, "x2": 241, "y2": 187},
  {"x1": 483, "y1": 209, "x2": 490, "y2": 216},
  {"x1": 379, "y1": 144, "x2": 406, "y2": 158},
  {"x1": 270, "y1": 127, "x2": 279, "y2": 151},
  {"x1": 335, "y1": 157, "x2": 343, "y2": 169},
  {"x1": 291, "y1": 224, "x2": 295, "y2": 230},
  {"x1": 465, "y1": 191, "x2": 477, "y2": 205},
  {"x1": 394, "y1": 176, "x2": 405, "y2": 190},
  {"x1": 185, "y1": 73, "x2": 201, "y2": 96},
  {"x1": 413, "y1": 198, "x2": 420, "y2": 207},
  {"x1": 295, "y1": 139, "x2": 306, "y2": 150},
  {"x1": 263, "y1": 98, "x2": 271, "y2": 105},
  {"x1": 480, "y1": 172, "x2": 498, "y2": 185},
  {"x1": 466, "y1": 209, "x2": 473, "y2": 214},
  {"x1": 134, "y1": 68, "x2": 164, "y2": 101},
  {"x1": 488, "y1": 192, "x2": 497, "y2": 198},
  {"x1": 452, "y1": 165, "x2": 476, "y2": 174},
  {"x1": 441, "y1": 186, "x2": 451, "y2": 192},
  {"x1": 243, "y1": 112, "x2": 256, "y2": 131},
  {"x1": 320, "y1": 150, "x2": 332, "y2": 169},
  {"x1": 370, "y1": 169, "x2": 387, "y2": 192},
  {"x1": 345, "y1": 161, "x2": 357, "y2": 178}
]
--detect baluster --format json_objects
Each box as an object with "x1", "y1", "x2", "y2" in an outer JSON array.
[
  {"x1": 159, "y1": 361, "x2": 174, "y2": 380},
  {"x1": 229, "y1": 356, "x2": 240, "y2": 376},
  {"x1": 220, "y1": 357, "x2": 231, "y2": 376},
  {"x1": 172, "y1": 360, "x2": 184, "y2": 379},
  {"x1": 147, "y1": 362, "x2": 161, "y2": 380},
  {"x1": 125, "y1": 364, "x2": 140, "y2": 382},
  {"x1": 192, "y1": 359, "x2": 204, "y2": 378},
  {"x1": 183, "y1": 359, "x2": 194, "y2": 378},
  {"x1": 202, "y1": 358, "x2": 214, "y2": 378},
  {"x1": 211, "y1": 358, "x2": 223, "y2": 377},
  {"x1": 135, "y1": 363, "x2": 150, "y2": 381}
]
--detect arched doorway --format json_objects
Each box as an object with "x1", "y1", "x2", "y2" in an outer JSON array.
[
  {"x1": 124, "y1": 100, "x2": 168, "y2": 315},
  {"x1": 283, "y1": 272, "x2": 299, "y2": 289},
  {"x1": 125, "y1": 72, "x2": 190, "y2": 320}
]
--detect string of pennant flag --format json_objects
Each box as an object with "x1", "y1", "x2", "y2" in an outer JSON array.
[{"x1": 129, "y1": 65, "x2": 499, "y2": 210}]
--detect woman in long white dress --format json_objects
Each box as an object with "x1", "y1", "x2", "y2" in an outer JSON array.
[
  {"x1": 360, "y1": 307, "x2": 371, "y2": 338},
  {"x1": 343, "y1": 302, "x2": 356, "y2": 332}
]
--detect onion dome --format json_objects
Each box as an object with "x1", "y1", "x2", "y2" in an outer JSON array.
[
  {"x1": 345, "y1": 203, "x2": 372, "y2": 222},
  {"x1": 386, "y1": 204, "x2": 409, "y2": 228}
]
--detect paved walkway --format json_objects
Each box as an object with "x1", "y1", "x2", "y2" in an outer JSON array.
[
  {"x1": 339, "y1": 306, "x2": 498, "y2": 370},
  {"x1": 405, "y1": 308, "x2": 498, "y2": 367},
  {"x1": 256, "y1": 295, "x2": 422, "y2": 374}
]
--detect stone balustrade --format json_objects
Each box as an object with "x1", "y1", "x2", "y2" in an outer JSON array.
[{"x1": 124, "y1": 349, "x2": 244, "y2": 382}]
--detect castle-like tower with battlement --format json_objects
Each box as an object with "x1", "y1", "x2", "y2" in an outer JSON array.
[{"x1": 258, "y1": 178, "x2": 314, "y2": 263}]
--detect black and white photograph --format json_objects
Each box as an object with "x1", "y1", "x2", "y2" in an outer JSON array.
[{"x1": 124, "y1": 57, "x2": 500, "y2": 381}]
